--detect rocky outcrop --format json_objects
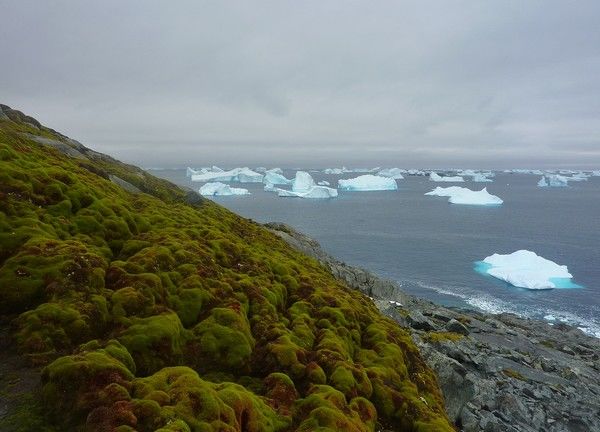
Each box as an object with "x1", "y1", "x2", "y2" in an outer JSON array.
[{"x1": 267, "y1": 222, "x2": 600, "y2": 432}]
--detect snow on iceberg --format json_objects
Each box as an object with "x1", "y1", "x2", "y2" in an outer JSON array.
[
  {"x1": 425, "y1": 186, "x2": 503, "y2": 205},
  {"x1": 377, "y1": 168, "x2": 405, "y2": 179},
  {"x1": 537, "y1": 174, "x2": 568, "y2": 187},
  {"x1": 191, "y1": 167, "x2": 264, "y2": 183},
  {"x1": 429, "y1": 172, "x2": 465, "y2": 182},
  {"x1": 199, "y1": 182, "x2": 250, "y2": 196},
  {"x1": 277, "y1": 186, "x2": 338, "y2": 199},
  {"x1": 475, "y1": 250, "x2": 579, "y2": 289},
  {"x1": 338, "y1": 175, "x2": 398, "y2": 191}
]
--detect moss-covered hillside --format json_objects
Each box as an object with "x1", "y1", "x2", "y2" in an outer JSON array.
[{"x1": 0, "y1": 105, "x2": 453, "y2": 431}]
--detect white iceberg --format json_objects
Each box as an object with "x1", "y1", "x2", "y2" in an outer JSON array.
[
  {"x1": 323, "y1": 167, "x2": 345, "y2": 174},
  {"x1": 407, "y1": 169, "x2": 427, "y2": 176},
  {"x1": 478, "y1": 250, "x2": 575, "y2": 289},
  {"x1": 568, "y1": 173, "x2": 589, "y2": 182},
  {"x1": 471, "y1": 173, "x2": 493, "y2": 183},
  {"x1": 338, "y1": 175, "x2": 398, "y2": 191},
  {"x1": 425, "y1": 186, "x2": 503, "y2": 205},
  {"x1": 317, "y1": 180, "x2": 330, "y2": 186},
  {"x1": 199, "y1": 182, "x2": 250, "y2": 196},
  {"x1": 274, "y1": 171, "x2": 338, "y2": 198},
  {"x1": 191, "y1": 167, "x2": 264, "y2": 183},
  {"x1": 377, "y1": 168, "x2": 405, "y2": 179},
  {"x1": 504, "y1": 169, "x2": 543, "y2": 175},
  {"x1": 277, "y1": 186, "x2": 338, "y2": 199},
  {"x1": 292, "y1": 171, "x2": 317, "y2": 192},
  {"x1": 429, "y1": 172, "x2": 465, "y2": 182},
  {"x1": 263, "y1": 170, "x2": 292, "y2": 185},
  {"x1": 537, "y1": 174, "x2": 568, "y2": 187}
]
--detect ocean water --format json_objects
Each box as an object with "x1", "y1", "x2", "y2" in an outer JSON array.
[{"x1": 149, "y1": 169, "x2": 600, "y2": 337}]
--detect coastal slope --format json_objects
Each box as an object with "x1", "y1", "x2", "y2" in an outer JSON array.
[{"x1": 0, "y1": 104, "x2": 453, "y2": 431}]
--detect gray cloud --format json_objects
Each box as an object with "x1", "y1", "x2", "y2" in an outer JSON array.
[{"x1": 1, "y1": 0, "x2": 599, "y2": 168}]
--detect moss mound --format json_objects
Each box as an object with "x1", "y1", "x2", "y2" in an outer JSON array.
[{"x1": 0, "y1": 107, "x2": 453, "y2": 430}]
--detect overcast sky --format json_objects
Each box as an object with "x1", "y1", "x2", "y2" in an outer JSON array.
[{"x1": 1, "y1": 1, "x2": 599, "y2": 168}]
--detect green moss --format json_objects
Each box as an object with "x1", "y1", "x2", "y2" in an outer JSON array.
[
  {"x1": 423, "y1": 331, "x2": 465, "y2": 343},
  {"x1": 189, "y1": 306, "x2": 254, "y2": 372},
  {"x1": 0, "y1": 115, "x2": 453, "y2": 431},
  {"x1": 118, "y1": 313, "x2": 186, "y2": 375}
]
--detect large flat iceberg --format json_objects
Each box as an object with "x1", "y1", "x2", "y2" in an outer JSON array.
[
  {"x1": 277, "y1": 186, "x2": 338, "y2": 199},
  {"x1": 429, "y1": 172, "x2": 465, "y2": 182},
  {"x1": 199, "y1": 182, "x2": 250, "y2": 196},
  {"x1": 191, "y1": 167, "x2": 264, "y2": 183},
  {"x1": 338, "y1": 175, "x2": 398, "y2": 191},
  {"x1": 476, "y1": 250, "x2": 578, "y2": 289},
  {"x1": 425, "y1": 186, "x2": 503, "y2": 205}
]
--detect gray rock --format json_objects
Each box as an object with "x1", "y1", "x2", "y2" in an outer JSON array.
[{"x1": 446, "y1": 318, "x2": 470, "y2": 335}]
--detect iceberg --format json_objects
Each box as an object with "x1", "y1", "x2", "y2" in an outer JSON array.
[
  {"x1": 425, "y1": 186, "x2": 503, "y2": 205},
  {"x1": 191, "y1": 167, "x2": 264, "y2": 183},
  {"x1": 277, "y1": 186, "x2": 338, "y2": 199},
  {"x1": 476, "y1": 250, "x2": 578, "y2": 289},
  {"x1": 338, "y1": 175, "x2": 398, "y2": 191},
  {"x1": 537, "y1": 174, "x2": 568, "y2": 187},
  {"x1": 292, "y1": 171, "x2": 317, "y2": 192},
  {"x1": 504, "y1": 169, "x2": 543, "y2": 175},
  {"x1": 317, "y1": 180, "x2": 330, "y2": 186},
  {"x1": 471, "y1": 173, "x2": 493, "y2": 183},
  {"x1": 199, "y1": 182, "x2": 250, "y2": 196},
  {"x1": 187, "y1": 166, "x2": 225, "y2": 177},
  {"x1": 323, "y1": 167, "x2": 345, "y2": 175},
  {"x1": 377, "y1": 168, "x2": 405, "y2": 179},
  {"x1": 274, "y1": 171, "x2": 338, "y2": 198},
  {"x1": 263, "y1": 170, "x2": 292, "y2": 185},
  {"x1": 406, "y1": 169, "x2": 427, "y2": 176},
  {"x1": 429, "y1": 172, "x2": 464, "y2": 182}
]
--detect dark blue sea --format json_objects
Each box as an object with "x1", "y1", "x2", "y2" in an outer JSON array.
[{"x1": 149, "y1": 169, "x2": 600, "y2": 337}]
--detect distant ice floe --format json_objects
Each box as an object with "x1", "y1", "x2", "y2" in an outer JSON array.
[
  {"x1": 475, "y1": 250, "x2": 579, "y2": 290},
  {"x1": 317, "y1": 180, "x2": 330, "y2": 186},
  {"x1": 199, "y1": 182, "x2": 250, "y2": 196},
  {"x1": 276, "y1": 171, "x2": 338, "y2": 198},
  {"x1": 456, "y1": 170, "x2": 494, "y2": 182},
  {"x1": 187, "y1": 166, "x2": 224, "y2": 177},
  {"x1": 429, "y1": 172, "x2": 465, "y2": 182},
  {"x1": 191, "y1": 167, "x2": 264, "y2": 183},
  {"x1": 322, "y1": 167, "x2": 380, "y2": 174},
  {"x1": 406, "y1": 169, "x2": 427, "y2": 176},
  {"x1": 538, "y1": 174, "x2": 569, "y2": 187},
  {"x1": 263, "y1": 169, "x2": 292, "y2": 185},
  {"x1": 425, "y1": 186, "x2": 502, "y2": 205},
  {"x1": 503, "y1": 169, "x2": 544, "y2": 175},
  {"x1": 338, "y1": 174, "x2": 398, "y2": 191},
  {"x1": 377, "y1": 168, "x2": 405, "y2": 179}
]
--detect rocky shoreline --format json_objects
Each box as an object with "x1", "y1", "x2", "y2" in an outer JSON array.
[{"x1": 266, "y1": 222, "x2": 600, "y2": 432}]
